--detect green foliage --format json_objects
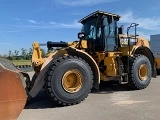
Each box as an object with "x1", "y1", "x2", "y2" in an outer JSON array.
[
  {"x1": 11, "y1": 60, "x2": 31, "y2": 66},
  {"x1": 2, "y1": 47, "x2": 46, "y2": 60},
  {"x1": 40, "y1": 48, "x2": 46, "y2": 57},
  {"x1": 4, "y1": 48, "x2": 33, "y2": 60},
  {"x1": 21, "y1": 48, "x2": 27, "y2": 60}
]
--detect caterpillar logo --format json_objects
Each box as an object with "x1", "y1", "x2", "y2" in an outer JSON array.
[{"x1": 121, "y1": 37, "x2": 138, "y2": 46}]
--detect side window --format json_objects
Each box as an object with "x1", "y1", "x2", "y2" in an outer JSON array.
[
  {"x1": 103, "y1": 17, "x2": 109, "y2": 35},
  {"x1": 110, "y1": 17, "x2": 116, "y2": 36},
  {"x1": 97, "y1": 27, "x2": 101, "y2": 39},
  {"x1": 108, "y1": 17, "x2": 116, "y2": 45}
]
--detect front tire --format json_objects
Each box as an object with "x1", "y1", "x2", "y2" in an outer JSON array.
[
  {"x1": 129, "y1": 55, "x2": 152, "y2": 89},
  {"x1": 45, "y1": 56, "x2": 93, "y2": 106}
]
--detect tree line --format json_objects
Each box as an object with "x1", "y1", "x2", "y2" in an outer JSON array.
[{"x1": 0, "y1": 48, "x2": 46, "y2": 60}]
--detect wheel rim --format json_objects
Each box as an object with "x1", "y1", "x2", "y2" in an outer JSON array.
[
  {"x1": 138, "y1": 64, "x2": 148, "y2": 81},
  {"x1": 62, "y1": 69, "x2": 83, "y2": 93}
]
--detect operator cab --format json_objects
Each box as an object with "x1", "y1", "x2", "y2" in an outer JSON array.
[{"x1": 79, "y1": 10, "x2": 120, "y2": 52}]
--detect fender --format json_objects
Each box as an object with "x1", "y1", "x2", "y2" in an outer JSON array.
[{"x1": 29, "y1": 49, "x2": 67, "y2": 98}]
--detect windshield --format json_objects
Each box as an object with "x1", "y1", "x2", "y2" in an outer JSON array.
[{"x1": 82, "y1": 18, "x2": 97, "y2": 40}]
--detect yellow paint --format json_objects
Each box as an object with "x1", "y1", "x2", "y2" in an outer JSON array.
[
  {"x1": 81, "y1": 40, "x2": 88, "y2": 49},
  {"x1": 104, "y1": 57, "x2": 117, "y2": 77},
  {"x1": 119, "y1": 46, "x2": 135, "y2": 56},
  {"x1": 118, "y1": 34, "x2": 150, "y2": 56},
  {"x1": 32, "y1": 42, "x2": 45, "y2": 69},
  {"x1": 138, "y1": 64, "x2": 148, "y2": 81},
  {"x1": 92, "y1": 52, "x2": 121, "y2": 80},
  {"x1": 62, "y1": 69, "x2": 83, "y2": 93}
]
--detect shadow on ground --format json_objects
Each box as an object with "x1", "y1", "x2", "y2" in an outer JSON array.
[
  {"x1": 25, "y1": 89, "x2": 62, "y2": 109},
  {"x1": 92, "y1": 80, "x2": 131, "y2": 94},
  {"x1": 24, "y1": 80, "x2": 132, "y2": 109}
]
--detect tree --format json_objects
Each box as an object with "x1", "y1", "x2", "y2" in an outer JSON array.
[
  {"x1": 21, "y1": 48, "x2": 27, "y2": 60},
  {"x1": 28, "y1": 48, "x2": 33, "y2": 60},
  {"x1": 40, "y1": 48, "x2": 46, "y2": 58},
  {"x1": 8, "y1": 50, "x2": 12, "y2": 60},
  {"x1": 29, "y1": 48, "x2": 32, "y2": 55},
  {"x1": 14, "y1": 50, "x2": 19, "y2": 60},
  {"x1": 14, "y1": 50, "x2": 19, "y2": 56}
]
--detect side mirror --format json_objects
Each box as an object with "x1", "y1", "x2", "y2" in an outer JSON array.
[
  {"x1": 78, "y1": 32, "x2": 85, "y2": 39},
  {"x1": 118, "y1": 25, "x2": 124, "y2": 34}
]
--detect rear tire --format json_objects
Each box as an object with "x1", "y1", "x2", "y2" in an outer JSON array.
[
  {"x1": 45, "y1": 56, "x2": 93, "y2": 106},
  {"x1": 128, "y1": 55, "x2": 152, "y2": 89}
]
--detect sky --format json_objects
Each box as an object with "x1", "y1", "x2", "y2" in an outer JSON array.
[{"x1": 0, "y1": 0, "x2": 160, "y2": 55}]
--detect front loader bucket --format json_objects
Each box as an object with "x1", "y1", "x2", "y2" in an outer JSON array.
[{"x1": 0, "y1": 58, "x2": 27, "y2": 120}]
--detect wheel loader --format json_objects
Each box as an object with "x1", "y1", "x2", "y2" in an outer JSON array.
[{"x1": 0, "y1": 10, "x2": 156, "y2": 119}]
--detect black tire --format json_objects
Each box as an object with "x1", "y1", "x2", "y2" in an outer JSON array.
[
  {"x1": 129, "y1": 55, "x2": 152, "y2": 89},
  {"x1": 45, "y1": 56, "x2": 93, "y2": 106}
]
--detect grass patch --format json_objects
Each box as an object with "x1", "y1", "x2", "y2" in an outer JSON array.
[{"x1": 11, "y1": 60, "x2": 31, "y2": 66}]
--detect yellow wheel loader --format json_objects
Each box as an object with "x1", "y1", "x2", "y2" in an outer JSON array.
[
  {"x1": 0, "y1": 10, "x2": 156, "y2": 119},
  {"x1": 28, "y1": 11, "x2": 156, "y2": 106}
]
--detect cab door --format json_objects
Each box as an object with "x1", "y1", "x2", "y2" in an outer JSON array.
[{"x1": 103, "y1": 16, "x2": 117, "y2": 52}]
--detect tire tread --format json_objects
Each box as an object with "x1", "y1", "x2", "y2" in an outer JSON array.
[
  {"x1": 128, "y1": 54, "x2": 151, "y2": 89},
  {"x1": 45, "y1": 55, "x2": 93, "y2": 106}
]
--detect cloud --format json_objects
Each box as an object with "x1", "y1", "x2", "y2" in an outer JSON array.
[
  {"x1": 27, "y1": 19, "x2": 44, "y2": 24},
  {"x1": 0, "y1": 42, "x2": 12, "y2": 45},
  {"x1": 14, "y1": 18, "x2": 43, "y2": 25},
  {"x1": 24, "y1": 20, "x2": 82, "y2": 29},
  {"x1": 28, "y1": 20, "x2": 38, "y2": 24},
  {"x1": 137, "y1": 31, "x2": 150, "y2": 40},
  {"x1": 1, "y1": 30, "x2": 31, "y2": 33},
  {"x1": 0, "y1": 19, "x2": 82, "y2": 33},
  {"x1": 54, "y1": 20, "x2": 82, "y2": 28},
  {"x1": 119, "y1": 10, "x2": 160, "y2": 31},
  {"x1": 56, "y1": 0, "x2": 119, "y2": 6},
  {"x1": 14, "y1": 18, "x2": 22, "y2": 25}
]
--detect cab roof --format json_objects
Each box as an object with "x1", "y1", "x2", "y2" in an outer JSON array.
[{"x1": 79, "y1": 10, "x2": 121, "y2": 23}]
